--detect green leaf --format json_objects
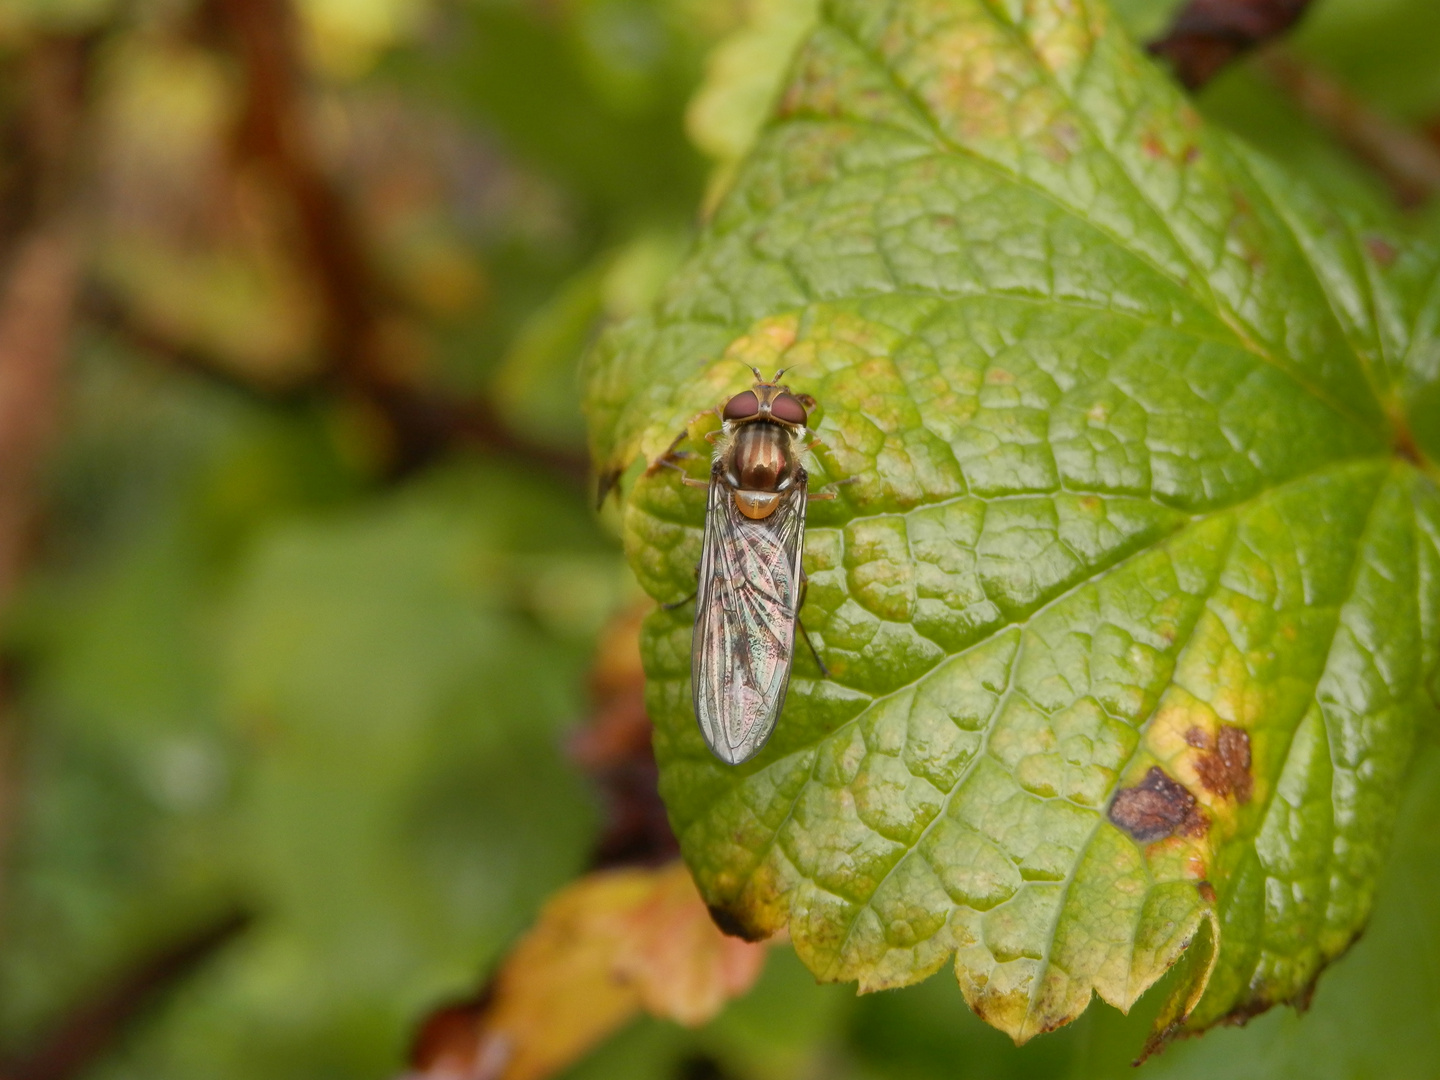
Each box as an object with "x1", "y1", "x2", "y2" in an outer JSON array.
[
  {"x1": 685, "y1": 0, "x2": 820, "y2": 206},
  {"x1": 585, "y1": 0, "x2": 1440, "y2": 1046}
]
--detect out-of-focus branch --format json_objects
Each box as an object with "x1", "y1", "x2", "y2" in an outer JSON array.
[
  {"x1": 1149, "y1": 2, "x2": 1440, "y2": 209},
  {"x1": 0, "y1": 36, "x2": 91, "y2": 608},
  {"x1": 1257, "y1": 51, "x2": 1440, "y2": 209},
  {"x1": 82, "y1": 282, "x2": 591, "y2": 483},
  {"x1": 212, "y1": 0, "x2": 378, "y2": 372},
  {"x1": 1149, "y1": 0, "x2": 1314, "y2": 90},
  {"x1": 80, "y1": 282, "x2": 308, "y2": 401},
  {"x1": 204, "y1": 0, "x2": 589, "y2": 483},
  {"x1": 0, "y1": 228, "x2": 80, "y2": 603},
  {"x1": 0, "y1": 909, "x2": 255, "y2": 1080},
  {"x1": 0, "y1": 31, "x2": 97, "y2": 919}
]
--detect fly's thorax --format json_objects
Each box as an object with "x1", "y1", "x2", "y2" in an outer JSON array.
[
  {"x1": 721, "y1": 419, "x2": 802, "y2": 492},
  {"x1": 714, "y1": 420, "x2": 805, "y2": 523}
]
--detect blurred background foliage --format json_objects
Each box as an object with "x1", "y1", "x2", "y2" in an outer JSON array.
[{"x1": 0, "y1": 0, "x2": 1436, "y2": 1078}]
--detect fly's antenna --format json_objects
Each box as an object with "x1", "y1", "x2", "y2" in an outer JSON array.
[
  {"x1": 748, "y1": 365, "x2": 765, "y2": 383},
  {"x1": 774, "y1": 357, "x2": 812, "y2": 382}
]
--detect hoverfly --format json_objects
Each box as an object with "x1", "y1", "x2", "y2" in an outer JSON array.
[{"x1": 655, "y1": 369, "x2": 839, "y2": 765}]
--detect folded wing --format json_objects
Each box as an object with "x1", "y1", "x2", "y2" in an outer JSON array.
[{"x1": 691, "y1": 466, "x2": 807, "y2": 765}]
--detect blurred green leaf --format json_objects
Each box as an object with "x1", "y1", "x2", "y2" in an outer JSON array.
[
  {"x1": 697, "y1": 947, "x2": 854, "y2": 1080},
  {"x1": 209, "y1": 466, "x2": 620, "y2": 1066},
  {"x1": 589, "y1": 0, "x2": 1440, "y2": 1046},
  {"x1": 0, "y1": 348, "x2": 628, "y2": 1076},
  {"x1": 1288, "y1": 0, "x2": 1440, "y2": 121},
  {"x1": 495, "y1": 228, "x2": 690, "y2": 449},
  {"x1": 0, "y1": 0, "x2": 117, "y2": 34},
  {"x1": 685, "y1": 0, "x2": 819, "y2": 205},
  {"x1": 388, "y1": 0, "x2": 707, "y2": 224},
  {"x1": 1107, "y1": 0, "x2": 1185, "y2": 43}
]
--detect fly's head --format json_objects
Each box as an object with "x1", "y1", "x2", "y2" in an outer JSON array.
[
  {"x1": 721, "y1": 368, "x2": 811, "y2": 433},
  {"x1": 717, "y1": 369, "x2": 814, "y2": 495}
]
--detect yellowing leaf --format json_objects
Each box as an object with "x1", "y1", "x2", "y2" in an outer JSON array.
[
  {"x1": 410, "y1": 862, "x2": 767, "y2": 1080},
  {"x1": 586, "y1": 0, "x2": 1440, "y2": 1051}
]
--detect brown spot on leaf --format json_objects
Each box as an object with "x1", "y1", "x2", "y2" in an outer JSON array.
[
  {"x1": 1197, "y1": 881, "x2": 1218, "y2": 906},
  {"x1": 1109, "y1": 766, "x2": 1209, "y2": 843},
  {"x1": 409, "y1": 991, "x2": 494, "y2": 1075},
  {"x1": 1365, "y1": 235, "x2": 1398, "y2": 266},
  {"x1": 1040, "y1": 135, "x2": 1071, "y2": 163},
  {"x1": 705, "y1": 903, "x2": 770, "y2": 943},
  {"x1": 1190, "y1": 724, "x2": 1253, "y2": 803},
  {"x1": 1396, "y1": 424, "x2": 1424, "y2": 466}
]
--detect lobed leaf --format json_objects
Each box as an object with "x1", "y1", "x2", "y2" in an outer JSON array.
[{"x1": 584, "y1": 0, "x2": 1440, "y2": 1045}]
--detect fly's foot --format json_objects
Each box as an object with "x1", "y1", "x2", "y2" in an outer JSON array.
[
  {"x1": 651, "y1": 455, "x2": 711, "y2": 489},
  {"x1": 643, "y1": 407, "x2": 723, "y2": 477},
  {"x1": 796, "y1": 618, "x2": 829, "y2": 678},
  {"x1": 808, "y1": 476, "x2": 858, "y2": 502},
  {"x1": 662, "y1": 562, "x2": 702, "y2": 610}
]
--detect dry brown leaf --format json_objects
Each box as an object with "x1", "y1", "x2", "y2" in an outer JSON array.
[{"x1": 408, "y1": 862, "x2": 767, "y2": 1080}]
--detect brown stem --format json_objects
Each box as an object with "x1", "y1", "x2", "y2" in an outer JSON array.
[
  {"x1": 0, "y1": 909, "x2": 255, "y2": 1080},
  {"x1": 1150, "y1": 0, "x2": 1315, "y2": 90},
  {"x1": 1257, "y1": 51, "x2": 1440, "y2": 209},
  {"x1": 79, "y1": 282, "x2": 318, "y2": 403},
  {"x1": 212, "y1": 0, "x2": 376, "y2": 360},
  {"x1": 0, "y1": 35, "x2": 92, "y2": 607},
  {"x1": 206, "y1": 0, "x2": 591, "y2": 482},
  {"x1": 0, "y1": 227, "x2": 80, "y2": 604},
  {"x1": 0, "y1": 32, "x2": 97, "y2": 913}
]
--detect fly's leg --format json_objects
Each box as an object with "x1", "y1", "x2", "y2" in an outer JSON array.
[
  {"x1": 644, "y1": 406, "x2": 723, "y2": 477},
  {"x1": 796, "y1": 618, "x2": 829, "y2": 678},
  {"x1": 795, "y1": 574, "x2": 830, "y2": 678},
  {"x1": 662, "y1": 561, "x2": 702, "y2": 610},
  {"x1": 656, "y1": 457, "x2": 711, "y2": 489},
  {"x1": 799, "y1": 431, "x2": 858, "y2": 502},
  {"x1": 808, "y1": 476, "x2": 859, "y2": 502}
]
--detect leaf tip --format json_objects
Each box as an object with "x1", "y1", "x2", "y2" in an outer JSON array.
[{"x1": 705, "y1": 901, "x2": 774, "y2": 943}]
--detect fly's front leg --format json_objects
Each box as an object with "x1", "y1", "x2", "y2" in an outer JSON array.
[
  {"x1": 799, "y1": 432, "x2": 857, "y2": 502},
  {"x1": 644, "y1": 405, "x2": 723, "y2": 477},
  {"x1": 807, "y1": 476, "x2": 858, "y2": 502},
  {"x1": 653, "y1": 456, "x2": 711, "y2": 489}
]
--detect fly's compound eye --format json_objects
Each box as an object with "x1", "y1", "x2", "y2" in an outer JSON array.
[
  {"x1": 770, "y1": 392, "x2": 808, "y2": 425},
  {"x1": 723, "y1": 390, "x2": 760, "y2": 420}
]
